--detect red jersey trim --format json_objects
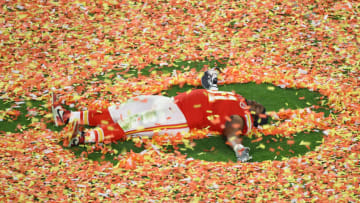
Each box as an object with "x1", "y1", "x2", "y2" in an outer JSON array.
[{"x1": 244, "y1": 112, "x2": 253, "y2": 135}]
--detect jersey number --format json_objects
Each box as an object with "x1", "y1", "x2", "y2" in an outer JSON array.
[{"x1": 207, "y1": 90, "x2": 238, "y2": 102}]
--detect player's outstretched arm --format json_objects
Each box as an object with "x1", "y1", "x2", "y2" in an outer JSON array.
[{"x1": 223, "y1": 115, "x2": 252, "y2": 162}]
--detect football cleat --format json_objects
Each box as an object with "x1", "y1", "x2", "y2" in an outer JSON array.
[
  {"x1": 66, "y1": 120, "x2": 85, "y2": 147},
  {"x1": 51, "y1": 92, "x2": 69, "y2": 126},
  {"x1": 69, "y1": 133, "x2": 85, "y2": 147}
]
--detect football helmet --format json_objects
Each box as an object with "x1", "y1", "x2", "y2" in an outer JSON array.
[{"x1": 201, "y1": 68, "x2": 218, "y2": 90}]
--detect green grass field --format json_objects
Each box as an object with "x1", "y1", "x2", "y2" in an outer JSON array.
[
  {"x1": 1, "y1": 1, "x2": 358, "y2": 201},
  {"x1": 0, "y1": 65, "x2": 329, "y2": 163}
]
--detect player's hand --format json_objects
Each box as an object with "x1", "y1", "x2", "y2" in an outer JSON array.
[{"x1": 235, "y1": 146, "x2": 252, "y2": 162}]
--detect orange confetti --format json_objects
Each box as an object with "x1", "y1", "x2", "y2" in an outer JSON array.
[
  {"x1": 287, "y1": 140, "x2": 295, "y2": 145},
  {"x1": 0, "y1": 0, "x2": 358, "y2": 201}
]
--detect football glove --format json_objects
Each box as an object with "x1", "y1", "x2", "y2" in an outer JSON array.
[{"x1": 234, "y1": 144, "x2": 252, "y2": 162}]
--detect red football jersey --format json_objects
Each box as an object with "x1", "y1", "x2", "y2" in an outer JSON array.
[{"x1": 174, "y1": 89, "x2": 253, "y2": 134}]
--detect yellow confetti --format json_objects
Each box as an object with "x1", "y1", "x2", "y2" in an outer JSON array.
[
  {"x1": 267, "y1": 86, "x2": 275, "y2": 91},
  {"x1": 299, "y1": 140, "x2": 311, "y2": 146},
  {"x1": 256, "y1": 144, "x2": 266, "y2": 149}
]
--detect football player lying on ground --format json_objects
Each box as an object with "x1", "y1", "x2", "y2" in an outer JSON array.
[{"x1": 52, "y1": 70, "x2": 268, "y2": 162}]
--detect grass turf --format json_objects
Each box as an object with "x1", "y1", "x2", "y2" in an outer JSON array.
[{"x1": 0, "y1": 73, "x2": 329, "y2": 163}]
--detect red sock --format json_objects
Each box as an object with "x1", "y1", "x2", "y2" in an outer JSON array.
[
  {"x1": 88, "y1": 109, "x2": 113, "y2": 126},
  {"x1": 84, "y1": 123, "x2": 126, "y2": 144},
  {"x1": 70, "y1": 109, "x2": 114, "y2": 126}
]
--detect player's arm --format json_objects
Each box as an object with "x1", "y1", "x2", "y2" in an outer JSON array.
[
  {"x1": 223, "y1": 115, "x2": 244, "y2": 145},
  {"x1": 223, "y1": 115, "x2": 252, "y2": 162}
]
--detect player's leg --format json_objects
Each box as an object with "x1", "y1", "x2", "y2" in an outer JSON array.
[
  {"x1": 52, "y1": 92, "x2": 116, "y2": 127},
  {"x1": 54, "y1": 107, "x2": 115, "y2": 127},
  {"x1": 117, "y1": 95, "x2": 190, "y2": 138},
  {"x1": 68, "y1": 95, "x2": 170, "y2": 127},
  {"x1": 68, "y1": 109, "x2": 113, "y2": 126},
  {"x1": 68, "y1": 95, "x2": 162, "y2": 146},
  {"x1": 52, "y1": 92, "x2": 71, "y2": 126},
  {"x1": 68, "y1": 95, "x2": 189, "y2": 146},
  {"x1": 67, "y1": 95, "x2": 173, "y2": 127},
  {"x1": 68, "y1": 122, "x2": 126, "y2": 147}
]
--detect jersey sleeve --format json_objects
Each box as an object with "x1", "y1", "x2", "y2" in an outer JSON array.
[
  {"x1": 205, "y1": 90, "x2": 254, "y2": 134},
  {"x1": 174, "y1": 89, "x2": 210, "y2": 129}
]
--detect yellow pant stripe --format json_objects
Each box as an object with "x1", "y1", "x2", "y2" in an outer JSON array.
[
  {"x1": 245, "y1": 113, "x2": 252, "y2": 134},
  {"x1": 97, "y1": 128, "x2": 104, "y2": 142},
  {"x1": 125, "y1": 123, "x2": 189, "y2": 136},
  {"x1": 83, "y1": 111, "x2": 89, "y2": 125}
]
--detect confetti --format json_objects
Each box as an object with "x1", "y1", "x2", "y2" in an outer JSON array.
[{"x1": 0, "y1": 0, "x2": 359, "y2": 202}]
